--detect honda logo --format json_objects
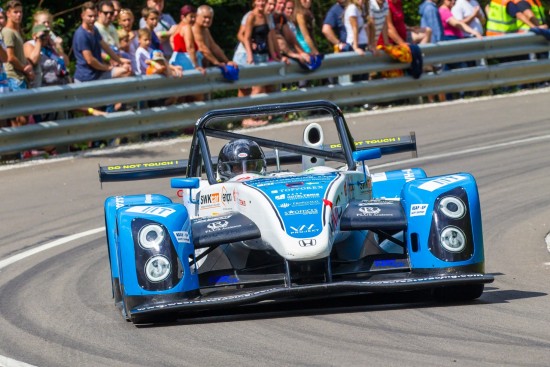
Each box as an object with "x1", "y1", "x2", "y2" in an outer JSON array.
[
  {"x1": 207, "y1": 220, "x2": 228, "y2": 231},
  {"x1": 298, "y1": 239, "x2": 317, "y2": 247}
]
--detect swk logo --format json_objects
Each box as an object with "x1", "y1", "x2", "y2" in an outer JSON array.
[{"x1": 299, "y1": 239, "x2": 317, "y2": 247}]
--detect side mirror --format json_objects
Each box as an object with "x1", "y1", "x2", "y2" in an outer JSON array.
[
  {"x1": 352, "y1": 148, "x2": 382, "y2": 162},
  {"x1": 171, "y1": 178, "x2": 200, "y2": 204},
  {"x1": 353, "y1": 148, "x2": 381, "y2": 185}
]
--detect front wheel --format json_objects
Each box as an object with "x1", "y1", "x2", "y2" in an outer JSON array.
[{"x1": 432, "y1": 284, "x2": 484, "y2": 302}]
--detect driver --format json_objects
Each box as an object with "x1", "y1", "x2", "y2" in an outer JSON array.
[{"x1": 217, "y1": 139, "x2": 267, "y2": 181}]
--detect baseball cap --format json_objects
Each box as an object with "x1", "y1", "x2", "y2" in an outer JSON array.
[
  {"x1": 150, "y1": 49, "x2": 166, "y2": 62},
  {"x1": 32, "y1": 24, "x2": 50, "y2": 35},
  {"x1": 180, "y1": 5, "x2": 196, "y2": 17}
]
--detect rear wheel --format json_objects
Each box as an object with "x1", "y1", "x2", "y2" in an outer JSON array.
[{"x1": 432, "y1": 284, "x2": 484, "y2": 302}]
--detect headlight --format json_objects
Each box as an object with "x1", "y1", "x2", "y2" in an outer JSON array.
[
  {"x1": 439, "y1": 196, "x2": 466, "y2": 219},
  {"x1": 440, "y1": 226, "x2": 466, "y2": 253},
  {"x1": 144, "y1": 255, "x2": 171, "y2": 282},
  {"x1": 138, "y1": 224, "x2": 165, "y2": 251}
]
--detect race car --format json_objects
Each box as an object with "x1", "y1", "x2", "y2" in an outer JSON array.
[{"x1": 99, "y1": 100, "x2": 493, "y2": 324}]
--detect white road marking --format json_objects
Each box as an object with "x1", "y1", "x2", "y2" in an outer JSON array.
[
  {"x1": 0, "y1": 355, "x2": 38, "y2": 367},
  {"x1": 0, "y1": 227, "x2": 105, "y2": 271}
]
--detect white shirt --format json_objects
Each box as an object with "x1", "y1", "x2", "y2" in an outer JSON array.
[
  {"x1": 369, "y1": 0, "x2": 389, "y2": 45},
  {"x1": 451, "y1": 0, "x2": 484, "y2": 36},
  {"x1": 344, "y1": 4, "x2": 368, "y2": 46}
]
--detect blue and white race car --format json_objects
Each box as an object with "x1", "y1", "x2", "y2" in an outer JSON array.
[{"x1": 99, "y1": 100, "x2": 493, "y2": 324}]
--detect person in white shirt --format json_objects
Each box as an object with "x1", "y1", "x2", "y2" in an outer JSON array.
[{"x1": 451, "y1": 0, "x2": 485, "y2": 37}]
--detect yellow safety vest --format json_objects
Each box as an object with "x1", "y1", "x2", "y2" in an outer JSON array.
[
  {"x1": 486, "y1": 0, "x2": 519, "y2": 36},
  {"x1": 516, "y1": 0, "x2": 547, "y2": 31}
]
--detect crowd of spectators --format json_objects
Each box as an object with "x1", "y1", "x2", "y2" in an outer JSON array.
[{"x1": 0, "y1": 0, "x2": 548, "y2": 158}]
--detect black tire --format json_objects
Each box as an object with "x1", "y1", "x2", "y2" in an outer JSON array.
[{"x1": 432, "y1": 284, "x2": 484, "y2": 302}]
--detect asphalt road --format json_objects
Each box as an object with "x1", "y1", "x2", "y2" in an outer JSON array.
[{"x1": 1, "y1": 90, "x2": 550, "y2": 367}]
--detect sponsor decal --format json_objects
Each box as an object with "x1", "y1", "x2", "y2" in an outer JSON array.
[
  {"x1": 410, "y1": 204, "x2": 429, "y2": 217},
  {"x1": 275, "y1": 194, "x2": 286, "y2": 200},
  {"x1": 359, "y1": 206, "x2": 381, "y2": 215},
  {"x1": 285, "y1": 193, "x2": 320, "y2": 200},
  {"x1": 239, "y1": 199, "x2": 247, "y2": 206},
  {"x1": 418, "y1": 175, "x2": 467, "y2": 192},
  {"x1": 174, "y1": 231, "x2": 190, "y2": 243},
  {"x1": 106, "y1": 160, "x2": 179, "y2": 170},
  {"x1": 115, "y1": 196, "x2": 125, "y2": 209},
  {"x1": 298, "y1": 239, "x2": 317, "y2": 247},
  {"x1": 193, "y1": 215, "x2": 233, "y2": 223},
  {"x1": 403, "y1": 169, "x2": 416, "y2": 182},
  {"x1": 206, "y1": 221, "x2": 229, "y2": 231},
  {"x1": 284, "y1": 209, "x2": 319, "y2": 216},
  {"x1": 221, "y1": 187, "x2": 232, "y2": 205},
  {"x1": 237, "y1": 152, "x2": 248, "y2": 158},
  {"x1": 279, "y1": 203, "x2": 290, "y2": 208},
  {"x1": 200, "y1": 193, "x2": 220, "y2": 208},
  {"x1": 126, "y1": 206, "x2": 175, "y2": 217},
  {"x1": 286, "y1": 181, "x2": 304, "y2": 187},
  {"x1": 290, "y1": 224, "x2": 317, "y2": 235}
]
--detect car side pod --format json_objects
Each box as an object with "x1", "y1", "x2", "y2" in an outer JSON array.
[
  {"x1": 104, "y1": 194, "x2": 173, "y2": 303},
  {"x1": 402, "y1": 173, "x2": 486, "y2": 271},
  {"x1": 115, "y1": 202, "x2": 200, "y2": 317}
]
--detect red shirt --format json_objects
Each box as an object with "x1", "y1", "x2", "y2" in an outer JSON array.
[{"x1": 388, "y1": 0, "x2": 407, "y2": 44}]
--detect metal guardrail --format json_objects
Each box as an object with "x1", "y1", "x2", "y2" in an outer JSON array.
[{"x1": 0, "y1": 33, "x2": 549, "y2": 155}]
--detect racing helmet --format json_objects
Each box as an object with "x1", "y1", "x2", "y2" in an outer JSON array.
[{"x1": 217, "y1": 139, "x2": 266, "y2": 181}]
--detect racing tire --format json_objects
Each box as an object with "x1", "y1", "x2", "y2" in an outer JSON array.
[{"x1": 432, "y1": 284, "x2": 484, "y2": 302}]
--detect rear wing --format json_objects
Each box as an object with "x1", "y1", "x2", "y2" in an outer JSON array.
[{"x1": 99, "y1": 133, "x2": 416, "y2": 183}]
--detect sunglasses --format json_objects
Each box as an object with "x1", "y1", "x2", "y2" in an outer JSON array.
[{"x1": 101, "y1": 10, "x2": 114, "y2": 15}]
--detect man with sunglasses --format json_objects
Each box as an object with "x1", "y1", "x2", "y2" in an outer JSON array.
[{"x1": 95, "y1": 1, "x2": 119, "y2": 48}]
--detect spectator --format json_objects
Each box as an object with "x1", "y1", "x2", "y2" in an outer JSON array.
[
  {"x1": 294, "y1": 0, "x2": 319, "y2": 55},
  {"x1": 170, "y1": 5, "x2": 204, "y2": 74},
  {"x1": 439, "y1": 0, "x2": 483, "y2": 41},
  {"x1": 146, "y1": 49, "x2": 182, "y2": 78},
  {"x1": 24, "y1": 24, "x2": 70, "y2": 89},
  {"x1": 95, "y1": 1, "x2": 119, "y2": 54},
  {"x1": 514, "y1": 0, "x2": 547, "y2": 31},
  {"x1": 118, "y1": 8, "x2": 139, "y2": 72},
  {"x1": 322, "y1": 0, "x2": 349, "y2": 53},
  {"x1": 1, "y1": 0, "x2": 33, "y2": 91},
  {"x1": 135, "y1": 28, "x2": 153, "y2": 75},
  {"x1": 193, "y1": 5, "x2": 239, "y2": 70},
  {"x1": 0, "y1": 6, "x2": 5, "y2": 29},
  {"x1": 72, "y1": 1, "x2": 131, "y2": 83},
  {"x1": 243, "y1": 0, "x2": 273, "y2": 66},
  {"x1": 369, "y1": 0, "x2": 390, "y2": 47},
  {"x1": 344, "y1": 0, "x2": 372, "y2": 55},
  {"x1": 139, "y1": 0, "x2": 176, "y2": 58},
  {"x1": 452, "y1": 0, "x2": 486, "y2": 37},
  {"x1": 419, "y1": 0, "x2": 445, "y2": 43},
  {"x1": 111, "y1": 0, "x2": 121, "y2": 24},
  {"x1": 242, "y1": 0, "x2": 272, "y2": 127},
  {"x1": 0, "y1": 8, "x2": 8, "y2": 94},
  {"x1": 387, "y1": 0, "x2": 431, "y2": 45},
  {"x1": 485, "y1": 0, "x2": 547, "y2": 36},
  {"x1": 141, "y1": 7, "x2": 162, "y2": 51},
  {"x1": 116, "y1": 28, "x2": 133, "y2": 70},
  {"x1": 270, "y1": 0, "x2": 310, "y2": 63}
]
